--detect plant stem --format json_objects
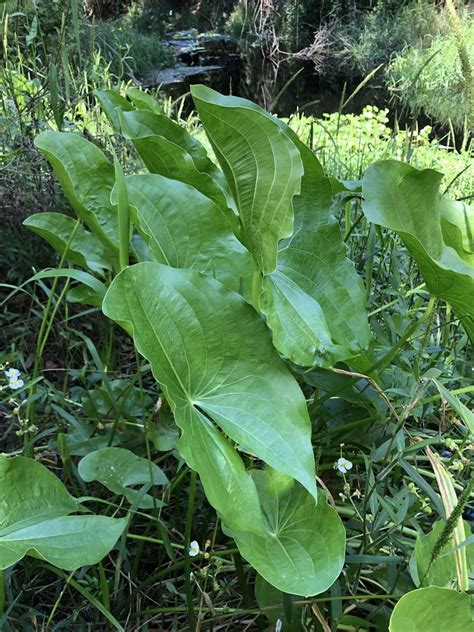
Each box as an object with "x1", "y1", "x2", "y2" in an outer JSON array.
[
  {"x1": 114, "y1": 156, "x2": 130, "y2": 271},
  {"x1": 367, "y1": 296, "x2": 436, "y2": 375},
  {"x1": 26, "y1": 221, "x2": 80, "y2": 453},
  {"x1": 184, "y1": 469, "x2": 197, "y2": 631}
]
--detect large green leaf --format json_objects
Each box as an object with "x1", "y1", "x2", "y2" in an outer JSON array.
[
  {"x1": 103, "y1": 262, "x2": 316, "y2": 498},
  {"x1": 35, "y1": 131, "x2": 119, "y2": 254},
  {"x1": 119, "y1": 109, "x2": 236, "y2": 223},
  {"x1": 78, "y1": 447, "x2": 168, "y2": 510},
  {"x1": 118, "y1": 109, "x2": 214, "y2": 174},
  {"x1": 260, "y1": 136, "x2": 371, "y2": 366},
  {"x1": 177, "y1": 412, "x2": 344, "y2": 595},
  {"x1": 191, "y1": 85, "x2": 304, "y2": 274},
  {"x1": 0, "y1": 456, "x2": 127, "y2": 570},
  {"x1": 122, "y1": 174, "x2": 252, "y2": 294},
  {"x1": 94, "y1": 88, "x2": 133, "y2": 131},
  {"x1": 102, "y1": 263, "x2": 346, "y2": 595},
  {"x1": 24, "y1": 212, "x2": 111, "y2": 275},
  {"x1": 362, "y1": 161, "x2": 474, "y2": 342},
  {"x1": 440, "y1": 198, "x2": 474, "y2": 266},
  {"x1": 389, "y1": 587, "x2": 474, "y2": 631},
  {"x1": 226, "y1": 469, "x2": 345, "y2": 596}
]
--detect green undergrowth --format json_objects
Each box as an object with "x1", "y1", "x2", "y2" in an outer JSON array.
[{"x1": 0, "y1": 84, "x2": 473, "y2": 630}]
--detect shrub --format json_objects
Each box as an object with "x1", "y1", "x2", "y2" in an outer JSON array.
[
  {"x1": 388, "y1": 11, "x2": 474, "y2": 130},
  {"x1": 92, "y1": 18, "x2": 174, "y2": 82}
]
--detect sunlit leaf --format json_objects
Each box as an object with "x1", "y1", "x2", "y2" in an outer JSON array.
[
  {"x1": 389, "y1": 586, "x2": 474, "y2": 631},
  {"x1": 119, "y1": 109, "x2": 214, "y2": 174},
  {"x1": 102, "y1": 263, "x2": 348, "y2": 595},
  {"x1": 103, "y1": 262, "x2": 316, "y2": 498},
  {"x1": 126, "y1": 87, "x2": 164, "y2": 114},
  {"x1": 440, "y1": 198, "x2": 474, "y2": 266},
  {"x1": 94, "y1": 88, "x2": 133, "y2": 131},
  {"x1": 225, "y1": 469, "x2": 345, "y2": 597},
  {"x1": 191, "y1": 85, "x2": 304, "y2": 274},
  {"x1": 119, "y1": 109, "x2": 237, "y2": 226},
  {"x1": 362, "y1": 160, "x2": 474, "y2": 342}
]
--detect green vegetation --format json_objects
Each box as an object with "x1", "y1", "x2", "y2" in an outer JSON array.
[
  {"x1": 1, "y1": 1, "x2": 473, "y2": 630},
  {"x1": 388, "y1": 12, "x2": 474, "y2": 131},
  {"x1": 286, "y1": 107, "x2": 472, "y2": 198},
  {"x1": 92, "y1": 15, "x2": 174, "y2": 81},
  {"x1": 1, "y1": 83, "x2": 473, "y2": 631}
]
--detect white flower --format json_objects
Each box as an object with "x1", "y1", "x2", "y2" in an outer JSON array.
[
  {"x1": 188, "y1": 540, "x2": 200, "y2": 557},
  {"x1": 9, "y1": 377, "x2": 24, "y2": 390},
  {"x1": 5, "y1": 368, "x2": 20, "y2": 379},
  {"x1": 337, "y1": 457, "x2": 353, "y2": 474}
]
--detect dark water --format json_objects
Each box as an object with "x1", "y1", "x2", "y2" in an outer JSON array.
[{"x1": 152, "y1": 32, "x2": 391, "y2": 120}]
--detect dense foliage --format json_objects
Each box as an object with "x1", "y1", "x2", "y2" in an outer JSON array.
[
  {"x1": 1, "y1": 1, "x2": 473, "y2": 630},
  {"x1": 1, "y1": 83, "x2": 473, "y2": 629}
]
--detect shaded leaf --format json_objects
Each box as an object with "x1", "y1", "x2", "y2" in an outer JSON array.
[
  {"x1": 24, "y1": 212, "x2": 111, "y2": 274},
  {"x1": 67, "y1": 284, "x2": 103, "y2": 307},
  {"x1": 410, "y1": 519, "x2": 473, "y2": 587},
  {"x1": 123, "y1": 174, "x2": 252, "y2": 294},
  {"x1": 255, "y1": 573, "x2": 303, "y2": 630},
  {"x1": 426, "y1": 447, "x2": 469, "y2": 590},
  {"x1": 0, "y1": 456, "x2": 126, "y2": 570},
  {"x1": 78, "y1": 447, "x2": 167, "y2": 509},
  {"x1": 260, "y1": 137, "x2": 370, "y2": 366},
  {"x1": 30, "y1": 269, "x2": 107, "y2": 303},
  {"x1": 430, "y1": 379, "x2": 474, "y2": 437},
  {"x1": 35, "y1": 131, "x2": 119, "y2": 253}
]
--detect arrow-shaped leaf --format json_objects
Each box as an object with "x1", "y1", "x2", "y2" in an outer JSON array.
[
  {"x1": 103, "y1": 262, "x2": 316, "y2": 498},
  {"x1": 24, "y1": 212, "x2": 111, "y2": 275},
  {"x1": 35, "y1": 131, "x2": 119, "y2": 253},
  {"x1": 261, "y1": 134, "x2": 371, "y2": 366}
]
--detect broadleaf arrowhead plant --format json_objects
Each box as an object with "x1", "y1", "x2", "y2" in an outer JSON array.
[{"x1": 24, "y1": 84, "x2": 473, "y2": 596}]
